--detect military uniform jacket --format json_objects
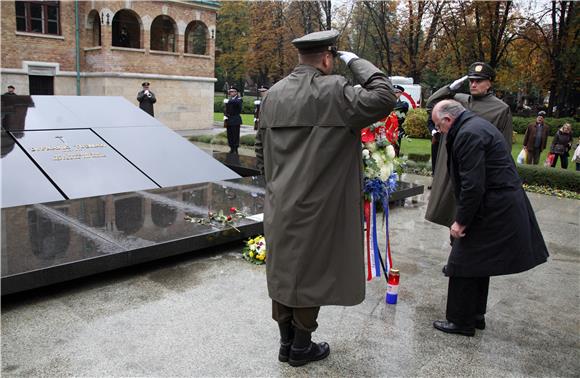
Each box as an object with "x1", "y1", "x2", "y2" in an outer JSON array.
[
  {"x1": 137, "y1": 90, "x2": 156, "y2": 117},
  {"x1": 224, "y1": 96, "x2": 243, "y2": 126},
  {"x1": 256, "y1": 60, "x2": 396, "y2": 307},
  {"x1": 445, "y1": 111, "x2": 548, "y2": 277},
  {"x1": 425, "y1": 86, "x2": 512, "y2": 227}
]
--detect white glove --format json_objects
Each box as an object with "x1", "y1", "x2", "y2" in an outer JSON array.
[
  {"x1": 223, "y1": 98, "x2": 229, "y2": 104},
  {"x1": 449, "y1": 75, "x2": 468, "y2": 91},
  {"x1": 431, "y1": 129, "x2": 438, "y2": 136},
  {"x1": 223, "y1": 116, "x2": 228, "y2": 120},
  {"x1": 338, "y1": 51, "x2": 359, "y2": 66}
]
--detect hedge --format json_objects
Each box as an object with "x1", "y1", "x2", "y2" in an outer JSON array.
[
  {"x1": 516, "y1": 164, "x2": 580, "y2": 192},
  {"x1": 214, "y1": 95, "x2": 256, "y2": 114}
]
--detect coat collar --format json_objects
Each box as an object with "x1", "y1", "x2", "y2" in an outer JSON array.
[
  {"x1": 293, "y1": 64, "x2": 324, "y2": 76},
  {"x1": 447, "y1": 110, "x2": 477, "y2": 145}
]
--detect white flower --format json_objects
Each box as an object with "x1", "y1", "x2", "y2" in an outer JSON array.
[
  {"x1": 362, "y1": 149, "x2": 370, "y2": 159},
  {"x1": 250, "y1": 244, "x2": 256, "y2": 251},
  {"x1": 366, "y1": 143, "x2": 377, "y2": 152},
  {"x1": 386, "y1": 145, "x2": 396, "y2": 159},
  {"x1": 379, "y1": 165, "x2": 391, "y2": 181}
]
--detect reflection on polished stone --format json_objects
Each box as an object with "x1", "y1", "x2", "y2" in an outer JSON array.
[{"x1": 1, "y1": 177, "x2": 266, "y2": 295}]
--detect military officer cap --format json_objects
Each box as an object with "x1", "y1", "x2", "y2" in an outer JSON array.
[
  {"x1": 393, "y1": 85, "x2": 405, "y2": 93},
  {"x1": 229, "y1": 86, "x2": 239, "y2": 92},
  {"x1": 538, "y1": 111, "x2": 546, "y2": 117},
  {"x1": 468, "y1": 62, "x2": 495, "y2": 81},
  {"x1": 258, "y1": 85, "x2": 269, "y2": 92},
  {"x1": 292, "y1": 29, "x2": 339, "y2": 56},
  {"x1": 142, "y1": 82, "x2": 150, "y2": 86},
  {"x1": 7, "y1": 85, "x2": 15, "y2": 89}
]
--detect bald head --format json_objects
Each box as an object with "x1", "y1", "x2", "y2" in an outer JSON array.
[{"x1": 432, "y1": 100, "x2": 466, "y2": 134}]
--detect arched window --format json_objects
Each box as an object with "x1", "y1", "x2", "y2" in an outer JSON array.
[
  {"x1": 87, "y1": 10, "x2": 101, "y2": 47},
  {"x1": 185, "y1": 21, "x2": 208, "y2": 55},
  {"x1": 150, "y1": 15, "x2": 176, "y2": 52},
  {"x1": 112, "y1": 9, "x2": 141, "y2": 48}
]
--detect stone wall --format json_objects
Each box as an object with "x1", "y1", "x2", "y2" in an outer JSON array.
[{"x1": 1, "y1": 0, "x2": 217, "y2": 130}]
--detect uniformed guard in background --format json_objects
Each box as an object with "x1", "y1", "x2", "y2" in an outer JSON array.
[
  {"x1": 253, "y1": 85, "x2": 268, "y2": 130},
  {"x1": 137, "y1": 82, "x2": 156, "y2": 117},
  {"x1": 223, "y1": 86, "x2": 243, "y2": 154},
  {"x1": 425, "y1": 62, "x2": 512, "y2": 227},
  {"x1": 256, "y1": 29, "x2": 396, "y2": 367},
  {"x1": 392, "y1": 84, "x2": 409, "y2": 156}
]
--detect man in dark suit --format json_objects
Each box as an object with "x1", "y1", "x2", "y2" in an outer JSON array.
[
  {"x1": 431, "y1": 99, "x2": 548, "y2": 336},
  {"x1": 224, "y1": 86, "x2": 243, "y2": 154}
]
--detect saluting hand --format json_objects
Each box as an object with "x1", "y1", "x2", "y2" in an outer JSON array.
[
  {"x1": 338, "y1": 51, "x2": 359, "y2": 66},
  {"x1": 449, "y1": 76, "x2": 468, "y2": 91}
]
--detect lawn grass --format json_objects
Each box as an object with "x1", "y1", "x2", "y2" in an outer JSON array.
[{"x1": 213, "y1": 112, "x2": 255, "y2": 126}]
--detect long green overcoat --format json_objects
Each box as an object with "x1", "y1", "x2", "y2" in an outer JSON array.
[
  {"x1": 425, "y1": 86, "x2": 512, "y2": 227},
  {"x1": 255, "y1": 60, "x2": 396, "y2": 307}
]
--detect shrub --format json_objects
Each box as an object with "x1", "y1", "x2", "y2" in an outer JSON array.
[
  {"x1": 240, "y1": 134, "x2": 256, "y2": 146},
  {"x1": 516, "y1": 164, "x2": 580, "y2": 192},
  {"x1": 214, "y1": 94, "x2": 256, "y2": 114},
  {"x1": 403, "y1": 108, "x2": 429, "y2": 138},
  {"x1": 406, "y1": 153, "x2": 431, "y2": 162},
  {"x1": 512, "y1": 116, "x2": 579, "y2": 137}
]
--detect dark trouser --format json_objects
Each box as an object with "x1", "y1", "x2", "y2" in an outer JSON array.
[
  {"x1": 526, "y1": 148, "x2": 541, "y2": 165},
  {"x1": 431, "y1": 134, "x2": 440, "y2": 173},
  {"x1": 272, "y1": 300, "x2": 320, "y2": 333},
  {"x1": 551, "y1": 154, "x2": 568, "y2": 169},
  {"x1": 226, "y1": 123, "x2": 240, "y2": 150},
  {"x1": 576, "y1": 162, "x2": 580, "y2": 171},
  {"x1": 446, "y1": 277, "x2": 489, "y2": 328}
]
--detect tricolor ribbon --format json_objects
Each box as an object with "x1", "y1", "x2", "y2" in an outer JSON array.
[{"x1": 364, "y1": 175, "x2": 398, "y2": 281}]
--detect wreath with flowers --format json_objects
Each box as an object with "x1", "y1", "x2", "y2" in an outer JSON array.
[
  {"x1": 242, "y1": 235, "x2": 267, "y2": 265},
  {"x1": 361, "y1": 115, "x2": 404, "y2": 283}
]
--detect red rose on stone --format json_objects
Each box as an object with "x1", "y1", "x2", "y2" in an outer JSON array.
[{"x1": 230, "y1": 207, "x2": 237, "y2": 213}]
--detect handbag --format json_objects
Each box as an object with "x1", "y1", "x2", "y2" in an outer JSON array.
[
  {"x1": 516, "y1": 148, "x2": 527, "y2": 164},
  {"x1": 552, "y1": 144, "x2": 566, "y2": 155},
  {"x1": 544, "y1": 153, "x2": 555, "y2": 167}
]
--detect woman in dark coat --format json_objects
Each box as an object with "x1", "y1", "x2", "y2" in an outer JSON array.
[
  {"x1": 550, "y1": 123, "x2": 573, "y2": 169},
  {"x1": 431, "y1": 100, "x2": 549, "y2": 336}
]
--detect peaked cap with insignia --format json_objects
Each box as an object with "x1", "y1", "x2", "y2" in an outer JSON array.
[{"x1": 292, "y1": 29, "x2": 339, "y2": 55}]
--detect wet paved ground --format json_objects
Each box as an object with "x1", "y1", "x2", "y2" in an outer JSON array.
[{"x1": 2, "y1": 173, "x2": 579, "y2": 377}]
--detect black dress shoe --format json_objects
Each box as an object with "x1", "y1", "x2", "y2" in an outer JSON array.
[
  {"x1": 288, "y1": 342, "x2": 330, "y2": 367},
  {"x1": 475, "y1": 315, "x2": 486, "y2": 330},
  {"x1": 433, "y1": 320, "x2": 475, "y2": 336},
  {"x1": 278, "y1": 341, "x2": 291, "y2": 362}
]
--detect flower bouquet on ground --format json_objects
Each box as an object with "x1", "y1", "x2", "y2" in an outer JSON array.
[
  {"x1": 361, "y1": 118, "x2": 403, "y2": 284},
  {"x1": 185, "y1": 207, "x2": 247, "y2": 232},
  {"x1": 242, "y1": 235, "x2": 267, "y2": 265}
]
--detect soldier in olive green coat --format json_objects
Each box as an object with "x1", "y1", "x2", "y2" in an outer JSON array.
[
  {"x1": 425, "y1": 62, "x2": 513, "y2": 227},
  {"x1": 255, "y1": 30, "x2": 396, "y2": 367}
]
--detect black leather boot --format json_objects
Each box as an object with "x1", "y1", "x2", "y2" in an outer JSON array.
[
  {"x1": 288, "y1": 330, "x2": 330, "y2": 367},
  {"x1": 278, "y1": 323, "x2": 293, "y2": 362}
]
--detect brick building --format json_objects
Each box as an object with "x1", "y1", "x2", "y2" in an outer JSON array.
[{"x1": 0, "y1": 0, "x2": 219, "y2": 130}]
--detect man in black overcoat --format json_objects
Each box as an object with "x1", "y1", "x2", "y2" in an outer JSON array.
[{"x1": 431, "y1": 100, "x2": 549, "y2": 336}]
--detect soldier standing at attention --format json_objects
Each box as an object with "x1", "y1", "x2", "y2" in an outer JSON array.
[{"x1": 256, "y1": 30, "x2": 396, "y2": 367}]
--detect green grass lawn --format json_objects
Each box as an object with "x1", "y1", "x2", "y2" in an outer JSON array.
[
  {"x1": 214, "y1": 112, "x2": 255, "y2": 126},
  {"x1": 400, "y1": 134, "x2": 577, "y2": 172}
]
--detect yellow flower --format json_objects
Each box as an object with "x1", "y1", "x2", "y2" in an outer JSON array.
[
  {"x1": 249, "y1": 251, "x2": 254, "y2": 258},
  {"x1": 248, "y1": 239, "x2": 255, "y2": 245}
]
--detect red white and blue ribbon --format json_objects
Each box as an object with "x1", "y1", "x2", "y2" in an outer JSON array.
[{"x1": 364, "y1": 175, "x2": 398, "y2": 281}]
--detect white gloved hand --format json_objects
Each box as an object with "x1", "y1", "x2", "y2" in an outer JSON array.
[
  {"x1": 449, "y1": 75, "x2": 468, "y2": 91},
  {"x1": 223, "y1": 116, "x2": 228, "y2": 120},
  {"x1": 338, "y1": 51, "x2": 359, "y2": 66},
  {"x1": 431, "y1": 129, "x2": 438, "y2": 136}
]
